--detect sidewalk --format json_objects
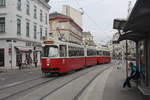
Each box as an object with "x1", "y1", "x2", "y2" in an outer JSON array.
[
  {"x1": 77, "y1": 61, "x2": 144, "y2": 100},
  {"x1": 0, "y1": 65, "x2": 41, "y2": 73},
  {"x1": 102, "y1": 62, "x2": 144, "y2": 100}
]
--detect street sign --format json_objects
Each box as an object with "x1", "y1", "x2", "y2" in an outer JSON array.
[
  {"x1": 112, "y1": 41, "x2": 120, "y2": 44},
  {"x1": 113, "y1": 19, "x2": 127, "y2": 30}
]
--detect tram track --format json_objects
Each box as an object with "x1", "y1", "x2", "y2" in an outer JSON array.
[
  {"x1": 0, "y1": 65, "x2": 97, "y2": 100},
  {"x1": 0, "y1": 76, "x2": 42, "y2": 91},
  {"x1": 0, "y1": 77, "x2": 57, "y2": 100},
  {"x1": 39, "y1": 65, "x2": 111, "y2": 100},
  {"x1": 0, "y1": 64, "x2": 112, "y2": 100}
]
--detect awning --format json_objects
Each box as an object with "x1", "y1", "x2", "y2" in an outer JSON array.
[
  {"x1": 118, "y1": 32, "x2": 147, "y2": 42},
  {"x1": 123, "y1": 0, "x2": 150, "y2": 33},
  {"x1": 15, "y1": 46, "x2": 32, "y2": 52}
]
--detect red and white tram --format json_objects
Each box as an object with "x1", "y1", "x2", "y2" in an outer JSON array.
[
  {"x1": 41, "y1": 41, "x2": 111, "y2": 74},
  {"x1": 97, "y1": 49, "x2": 111, "y2": 64}
]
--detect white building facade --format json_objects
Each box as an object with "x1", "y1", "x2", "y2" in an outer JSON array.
[
  {"x1": 62, "y1": 5, "x2": 83, "y2": 28},
  {"x1": 0, "y1": 0, "x2": 50, "y2": 69}
]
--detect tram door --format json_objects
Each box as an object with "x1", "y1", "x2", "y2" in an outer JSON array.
[{"x1": 0, "y1": 49, "x2": 4, "y2": 67}]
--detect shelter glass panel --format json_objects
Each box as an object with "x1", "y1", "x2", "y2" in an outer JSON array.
[{"x1": 139, "y1": 40, "x2": 146, "y2": 85}]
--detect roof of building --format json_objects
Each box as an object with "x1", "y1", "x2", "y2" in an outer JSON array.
[
  {"x1": 49, "y1": 12, "x2": 83, "y2": 31},
  {"x1": 38, "y1": 0, "x2": 51, "y2": 9},
  {"x1": 82, "y1": 32, "x2": 92, "y2": 36},
  {"x1": 49, "y1": 12, "x2": 70, "y2": 19}
]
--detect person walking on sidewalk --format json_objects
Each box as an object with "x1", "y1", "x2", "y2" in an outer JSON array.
[
  {"x1": 18, "y1": 59, "x2": 22, "y2": 70},
  {"x1": 123, "y1": 62, "x2": 140, "y2": 88},
  {"x1": 34, "y1": 58, "x2": 38, "y2": 68}
]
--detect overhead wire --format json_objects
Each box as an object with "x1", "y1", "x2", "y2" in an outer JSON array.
[{"x1": 74, "y1": 0, "x2": 113, "y2": 41}]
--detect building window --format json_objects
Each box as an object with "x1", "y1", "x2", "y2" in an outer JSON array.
[
  {"x1": 0, "y1": 0, "x2": 5, "y2": 6},
  {"x1": 40, "y1": 10, "x2": 43, "y2": 22},
  {"x1": 33, "y1": 6, "x2": 37, "y2": 19},
  {"x1": 0, "y1": 17, "x2": 5, "y2": 32},
  {"x1": 45, "y1": 28, "x2": 47, "y2": 38},
  {"x1": 17, "y1": 19, "x2": 21, "y2": 35},
  {"x1": 45, "y1": 13, "x2": 47, "y2": 24},
  {"x1": 49, "y1": 33, "x2": 53, "y2": 37},
  {"x1": 17, "y1": 0, "x2": 21, "y2": 10},
  {"x1": 26, "y1": 22, "x2": 30, "y2": 37},
  {"x1": 40, "y1": 27, "x2": 42, "y2": 39},
  {"x1": 26, "y1": 1, "x2": 30, "y2": 15},
  {"x1": 34, "y1": 25, "x2": 37, "y2": 39}
]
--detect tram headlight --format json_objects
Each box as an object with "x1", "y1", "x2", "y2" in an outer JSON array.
[
  {"x1": 47, "y1": 59, "x2": 50, "y2": 66},
  {"x1": 62, "y1": 59, "x2": 65, "y2": 64},
  {"x1": 47, "y1": 63, "x2": 50, "y2": 66}
]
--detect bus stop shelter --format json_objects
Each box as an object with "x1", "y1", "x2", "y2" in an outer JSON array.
[{"x1": 118, "y1": 0, "x2": 150, "y2": 98}]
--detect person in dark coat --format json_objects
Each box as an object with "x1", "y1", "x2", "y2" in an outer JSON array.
[
  {"x1": 34, "y1": 58, "x2": 38, "y2": 68},
  {"x1": 18, "y1": 59, "x2": 22, "y2": 70}
]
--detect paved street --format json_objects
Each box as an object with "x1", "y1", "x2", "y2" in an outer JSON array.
[
  {"x1": 0, "y1": 0, "x2": 150, "y2": 100},
  {"x1": 0, "y1": 61, "x2": 145, "y2": 100},
  {"x1": 0, "y1": 67, "x2": 41, "y2": 87}
]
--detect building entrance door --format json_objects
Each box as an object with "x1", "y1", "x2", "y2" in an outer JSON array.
[{"x1": 0, "y1": 49, "x2": 4, "y2": 67}]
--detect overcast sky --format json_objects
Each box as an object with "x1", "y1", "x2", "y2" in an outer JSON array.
[{"x1": 48, "y1": 0, "x2": 136, "y2": 44}]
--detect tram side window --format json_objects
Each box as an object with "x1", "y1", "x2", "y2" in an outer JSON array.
[
  {"x1": 59, "y1": 45, "x2": 67, "y2": 57},
  {"x1": 87, "y1": 49, "x2": 96, "y2": 56},
  {"x1": 106, "y1": 51, "x2": 110, "y2": 56},
  {"x1": 80, "y1": 48, "x2": 84, "y2": 56},
  {"x1": 77, "y1": 48, "x2": 84, "y2": 56},
  {"x1": 108, "y1": 52, "x2": 110, "y2": 56},
  {"x1": 97, "y1": 51, "x2": 102, "y2": 56},
  {"x1": 103, "y1": 51, "x2": 110, "y2": 56},
  {"x1": 103, "y1": 51, "x2": 106, "y2": 56},
  {"x1": 69, "y1": 46, "x2": 74, "y2": 57},
  {"x1": 69, "y1": 46, "x2": 84, "y2": 57}
]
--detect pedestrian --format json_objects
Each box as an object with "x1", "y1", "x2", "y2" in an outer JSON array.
[
  {"x1": 123, "y1": 62, "x2": 140, "y2": 88},
  {"x1": 34, "y1": 58, "x2": 38, "y2": 68},
  {"x1": 18, "y1": 59, "x2": 22, "y2": 70}
]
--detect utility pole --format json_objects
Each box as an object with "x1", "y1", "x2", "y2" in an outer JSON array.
[
  {"x1": 126, "y1": 0, "x2": 132, "y2": 78},
  {"x1": 126, "y1": 40, "x2": 128, "y2": 78}
]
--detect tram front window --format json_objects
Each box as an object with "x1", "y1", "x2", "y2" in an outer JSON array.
[{"x1": 43, "y1": 46, "x2": 59, "y2": 57}]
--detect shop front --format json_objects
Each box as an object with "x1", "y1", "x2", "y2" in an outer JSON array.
[
  {"x1": 15, "y1": 43, "x2": 42, "y2": 68},
  {"x1": 0, "y1": 39, "x2": 42, "y2": 69}
]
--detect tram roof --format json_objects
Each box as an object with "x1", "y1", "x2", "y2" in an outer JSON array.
[{"x1": 43, "y1": 40, "x2": 85, "y2": 47}]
